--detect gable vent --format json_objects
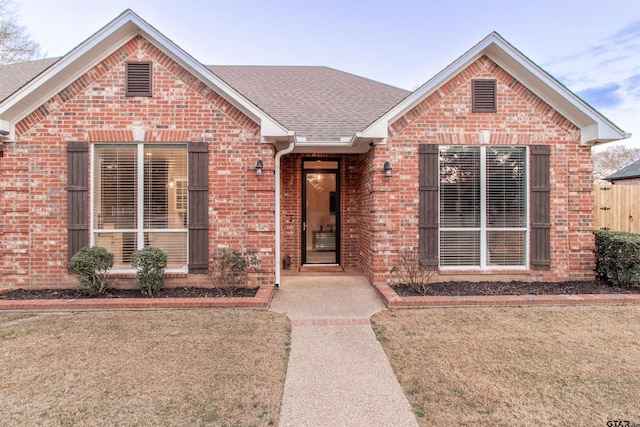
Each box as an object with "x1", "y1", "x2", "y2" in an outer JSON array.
[
  {"x1": 126, "y1": 62, "x2": 152, "y2": 97},
  {"x1": 472, "y1": 79, "x2": 497, "y2": 113}
]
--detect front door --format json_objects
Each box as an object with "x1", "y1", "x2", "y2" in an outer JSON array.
[{"x1": 302, "y1": 159, "x2": 340, "y2": 264}]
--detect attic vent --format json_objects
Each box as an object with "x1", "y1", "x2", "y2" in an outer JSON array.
[
  {"x1": 472, "y1": 79, "x2": 497, "y2": 113},
  {"x1": 126, "y1": 62, "x2": 152, "y2": 97}
]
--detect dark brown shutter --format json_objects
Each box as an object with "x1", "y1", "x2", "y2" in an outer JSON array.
[
  {"x1": 67, "y1": 141, "x2": 89, "y2": 266},
  {"x1": 419, "y1": 144, "x2": 439, "y2": 269},
  {"x1": 188, "y1": 142, "x2": 209, "y2": 273},
  {"x1": 125, "y1": 62, "x2": 152, "y2": 97},
  {"x1": 472, "y1": 79, "x2": 497, "y2": 113},
  {"x1": 530, "y1": 145, "x2": 551, "y2": 270}
]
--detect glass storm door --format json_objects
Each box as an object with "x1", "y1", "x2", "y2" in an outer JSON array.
[{"x1": 302, "y1": 159, "x2": 340, "y2": 265}]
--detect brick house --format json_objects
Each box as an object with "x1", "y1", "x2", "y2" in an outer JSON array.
[{"x1": 0, "y1": 10, "x2": 627, "y2": 291}]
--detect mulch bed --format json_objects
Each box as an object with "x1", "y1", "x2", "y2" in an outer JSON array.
[
  {"x1": 4, "y1": 281, "x2": 638, "y2": 300},
  {"x1": 0, "y1": 287, "x2": 259, "y2": 300},
  {"x1": 392, "y1": 280, "x2": 640, "y2": 297}
]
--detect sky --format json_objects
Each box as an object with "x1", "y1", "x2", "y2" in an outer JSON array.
[{"x1": 13, "y1": 0, "x2": 640, "y2": 151}]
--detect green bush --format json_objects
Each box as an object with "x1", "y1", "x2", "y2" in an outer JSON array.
[
  {"x1": 594, "y1": 230, "x2": 640, "y2": 288},
  {"x1": 210, "y1": 248, "x2": 261, "y2": 296},
  {"x1": 131, "y1": 246, "x2": 168, "y2": 296},
  {"x1": 68, "y1": 246, "x2": 114, "y2": 295}
]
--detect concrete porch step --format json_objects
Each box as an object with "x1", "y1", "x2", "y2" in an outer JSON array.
[{"x1": 298, "y1": 265, "x2": 345, "y2": 273}]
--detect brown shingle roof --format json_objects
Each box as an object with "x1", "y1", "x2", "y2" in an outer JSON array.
[
  {"x1": 0, "y1": 57, "x2": 60, "y2": 102},
  {"x1": 209, "y1": 66, "x2": 410, "y2": 141}
]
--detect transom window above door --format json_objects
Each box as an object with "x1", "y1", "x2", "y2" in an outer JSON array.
[
  {"x1": 92, "y1": 143, "x2": 188, "y2": 270},
  {"x1": 303, "y1": 160, "x2": 339, "y2": 169}
]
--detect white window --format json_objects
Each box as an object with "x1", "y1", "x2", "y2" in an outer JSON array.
[
  {"x1": 439, "y1": 146, "x2": 527, "y2": 268},
  {"x1": 92, "y1": 144, "x2": 188, "y2": 270}
]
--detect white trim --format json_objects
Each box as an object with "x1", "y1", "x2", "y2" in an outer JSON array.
[
  {"x1": 89, "y1": 143, "x2": 95, "y2": 247},
  {"x1": 480, "y1": 147, "x2": 487, "y2": 267},
  {"x1": 137, "y1": 144, "x2": 145, "y2": 250},
  {"x1": 361, "y1": 32, "x2": 627, "y2": 146}
]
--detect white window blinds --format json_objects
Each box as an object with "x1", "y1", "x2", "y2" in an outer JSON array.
[{"x1": 439, "y1": 147, "x2": 481, "y2": 266}]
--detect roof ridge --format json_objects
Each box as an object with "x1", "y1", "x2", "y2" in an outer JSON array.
[
  {"x1": 321, "y1": 65, "x2": 411, "y2": 93},
  {"x1": 207, "y1": 64, "x2": 410, "y2": 93},
  {"x1": 209, "y1": 64, "x2": 326, "y2": 68}
]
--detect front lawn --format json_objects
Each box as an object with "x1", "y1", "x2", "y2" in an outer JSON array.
[
  {"x1": 0, "y1": 310, "x2": 290, "y2": 426},
  {"x1": 372, "y1": 306, "x2": 640, "y2": 426}
]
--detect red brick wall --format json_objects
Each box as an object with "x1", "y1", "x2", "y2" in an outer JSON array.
[
  {"x1": 373, "y1": 55, "x2": 593, "y2": 285},
  {"x1": 0, "y1": 35, "x2": 274, "y2": 290},
  {"x1": 356, "y1": 148, "x2": 375, "y2": 279},
  {"x1": 280, "y1": 155, "x2": 301, "y2": 268}
]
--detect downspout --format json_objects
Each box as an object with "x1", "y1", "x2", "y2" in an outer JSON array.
[{"x1": 274, "y1": 135, "x2": 296, "y2": 288}]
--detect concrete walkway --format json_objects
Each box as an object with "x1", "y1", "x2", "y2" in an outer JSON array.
[{"x1": 270, "y1": 274, "x2": 418, "y2": 427}]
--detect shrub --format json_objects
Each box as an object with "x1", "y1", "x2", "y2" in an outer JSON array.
[
  {"x1": 131, "y1": 246, "x2": 168, "y2": 296},
  {"x1": 594, "y1": 230, "x2": 640, "y2": 288},
  {"x1": 68, "y1": 246, "x2": 114, "y2": 295},
  {"x1": 390, "y1": 248, "x2": 438, "y2": 295},
  {"x1": 210, "y1": 249, "x2": 261, "y2": 296}
]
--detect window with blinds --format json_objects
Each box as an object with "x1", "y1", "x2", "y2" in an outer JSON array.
[
  {"x1": 93, "y1": 144, "x2": 188, "y2": 270},
  {"x1": 439, "y1": 145, "x2": 527, "y2": 268}
]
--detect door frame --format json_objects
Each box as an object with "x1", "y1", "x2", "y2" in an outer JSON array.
[{"x1": 301, "y1": 158, "x2": 341, "y2": 265}]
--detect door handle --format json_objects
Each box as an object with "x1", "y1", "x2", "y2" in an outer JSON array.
[{"x1": 303, "y1": 222, "x2": 307, "y2": 232}]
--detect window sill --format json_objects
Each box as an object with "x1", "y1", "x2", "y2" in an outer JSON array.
[{"x1": 438, "y1": 267, "x2": 534, "y2": 281}]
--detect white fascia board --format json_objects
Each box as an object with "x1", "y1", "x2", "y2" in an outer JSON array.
[
  {"x1": 0, "y1": 10, "x2": 288, "y2": 140},
  {"x1": 293, "y1": 140, "x2": 370, "y2": 154},
  {"x1": 290, "y1": 131, "x2": 383, "y2": 153},
  {"x1": 362, "y1": 32, "x2": 626, "y2": 145}
]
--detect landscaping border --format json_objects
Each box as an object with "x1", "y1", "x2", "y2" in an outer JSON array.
[
  {"x1": 374, "y1": 284, "x2": 640, "y2": 308},
  {"x1": 0, "y1": 285, "x2": 275, "y2": 311}
]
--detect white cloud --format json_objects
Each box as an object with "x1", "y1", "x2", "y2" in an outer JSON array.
[{"x1": 542, "y1": 21, "x2": 640, "y2": 150}]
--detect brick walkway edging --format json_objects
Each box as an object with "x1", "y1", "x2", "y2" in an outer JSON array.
[
  {"x1": 0, "y1": 285, "x2": 275, "y2": 311},
  {"x1": 374, "y1": 283, "x2": 640, "y2": 308}
]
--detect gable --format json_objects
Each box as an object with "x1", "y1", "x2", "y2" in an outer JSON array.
[
  {"x1": 0, "y1": 9, "x2": 288, "y2": 142},
  {"x1": 16, "y1": 36, "x2": 260, "y2": 139},
  {"x1": 363, "y1": 32, "x2": 627, "y2": 146},
  {"x1": 389, "y1": 55, "x2": 580, "y2": 143}
]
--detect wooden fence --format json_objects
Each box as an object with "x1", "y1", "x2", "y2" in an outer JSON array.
[{"x1": 593, "y1": 184, "x2": 640, "y2": 233}]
